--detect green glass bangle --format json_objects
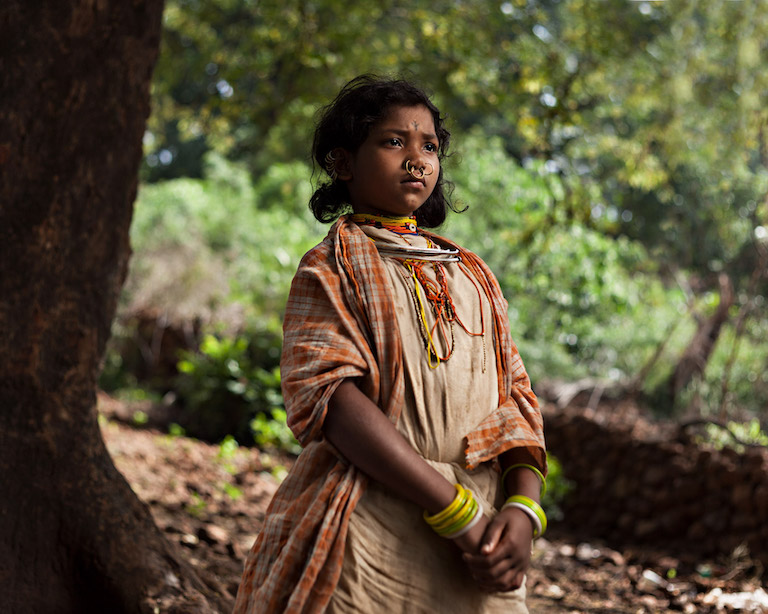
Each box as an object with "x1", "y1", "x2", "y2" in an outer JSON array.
[
  {"x1": 427, "y1": 491, "x2": 470, "y2": 531},
  {"x1": 424, "y1": 484, "x2": 467, "y2": 526},
  {"x1": 436, "y1": 498, "x2": 479, "y2": 536},
  {"x1": 433, "y1": 491, "x2": 475, "y2": 533},
  {"x1": 501, "y1": 463, "x2": 547, "y2": 497},
  {"x1": 505, "y1": 494, "x2": 547, "y2": 535}
]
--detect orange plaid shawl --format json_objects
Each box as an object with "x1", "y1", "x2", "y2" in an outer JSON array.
[{"x1": 233, "y1": 216, "x2": 545, "y2": 614}]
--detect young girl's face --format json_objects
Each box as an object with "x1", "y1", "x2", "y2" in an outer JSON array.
[{"x1": 344, "y1": 105, "x2": 440, "y2": 218}]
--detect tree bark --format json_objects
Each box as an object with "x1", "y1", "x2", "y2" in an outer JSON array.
[
  {"x1": 666, "y1": 273, "x2": 734, "y2": 408},
  {"x1": 0, "y1": 2, "x2": 226, "y2": 612}
]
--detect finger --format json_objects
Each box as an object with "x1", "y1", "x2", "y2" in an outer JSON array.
[
  {"x1": 479, "y1": 517, "x2": 505, "y2": 555},
  {"x1": 471, "y1": 557, "x2": 515, "y2": 583},
  {"x1": 463, "y1": 544, "x2": 512, "y2": 569},
  {"x1": 464, "y1": 534, "x2": 518, "y2": 568},
  {"x1": 468, "y1": 547, "x2": 529, "y2": 583},
  {"x1": 482, "y1": 568, "x2": 526, "y2": 593}
]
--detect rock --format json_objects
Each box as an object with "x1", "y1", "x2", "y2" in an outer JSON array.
[{"x1": 198, "y1": 523, "x2": 230, "y2": 545}]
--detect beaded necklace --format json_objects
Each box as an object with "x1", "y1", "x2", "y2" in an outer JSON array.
[
  {"x1": 352, "y1": 213, "x2": 486, "y2": 370},
  {"x1": 350, "y1": 213, "x2": 419, "y2": 237}
]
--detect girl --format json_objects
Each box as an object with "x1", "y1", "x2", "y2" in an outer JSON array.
[{"x1": 234, "y1": 75, "x2": 546, "y2": 614}]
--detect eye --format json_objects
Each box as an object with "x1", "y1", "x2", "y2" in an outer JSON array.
[
  {"x1": 387, "y1": 138, "x2": 402, "y2": 147},
  {"x1": 424, "y1": 142, "x2": 438, "y2": 153}
]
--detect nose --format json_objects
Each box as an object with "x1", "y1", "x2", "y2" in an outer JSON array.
[
  {"x1": 404, "y1": 159, "x2": 434, "y2": 179},
  {"x1": 407, "y1": 147, "x2": 428, "y2": 170}
]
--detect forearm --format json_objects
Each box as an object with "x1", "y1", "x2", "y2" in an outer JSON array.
[
  {"x1": 499, "y1": 448, "x2": 544, "y2": 502},
  {"x1": 324, "y1": 379, "x2": 456, "y2": 515}
]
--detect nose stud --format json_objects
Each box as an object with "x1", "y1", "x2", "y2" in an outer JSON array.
[{"x1": 404, "y1": 160, "x2": 434, "y2": 179}]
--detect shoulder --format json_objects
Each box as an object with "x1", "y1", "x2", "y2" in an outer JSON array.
[
  {"x1": 290, "y1": 218, "x2": 361, "y2": 290},
  {"x1": 297, "y1": 237, "x2": 334, "y2": 270},
  {"x1": 296, "y1": 216, "x2": 363, "y2": 266}
]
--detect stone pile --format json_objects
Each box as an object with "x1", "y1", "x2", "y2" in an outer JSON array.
[{"x1": 543, "y1": 405, "x2": 768, "y2": 570}]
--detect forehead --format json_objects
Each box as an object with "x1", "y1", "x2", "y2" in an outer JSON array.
[{"x1": 375, "y1": 105, "x2": 436, "y2": 133}]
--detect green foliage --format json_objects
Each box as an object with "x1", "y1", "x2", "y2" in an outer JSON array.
[
  {"x1": 175, "y1": 333, "x2": 284, "y2": 443},
  {"x1": 217, "y1": 434, "x2": 240, "y2": 461},
  {"x1": 445, "y1": 134, "x2": 685, "y2": 386},
  {"x1": 186, "y1": 491, "x2": 207, "y2": 517},
  {"x1": 221, "y1": 482, "x2": 243, "y2": 501},
  {"x1": 695, "y1": 419, "x2": 768, "y2": 454},
  {"x1": 99, "y1": 337, "x2": 140, "y2": 392},
  {"x1": 107, "y1": 155, "x2": 321, "y2": 447},
  {"x1": 168, "y1": 423, "x2": 186, "y2": 437},
  {"x1": 542, "y1": 455, "x2": 573, "y2": 522},
  {"x1": 127, "y1": 153, "x2": 323, "y2": 327},
  {"x1": 147, "y1": 0, "x2": 768, "y2": 300},
  {"x1": 250, "y1": 409, "x2": 301, "y2": 456}
]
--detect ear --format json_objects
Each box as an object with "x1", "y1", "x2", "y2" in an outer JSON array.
[{"x1": 333, "y1": 149, "x2": 353, "y2": 181}]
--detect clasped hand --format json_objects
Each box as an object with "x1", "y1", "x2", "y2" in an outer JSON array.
[{"x1": 453, "y1": 507, "x2": 533, "y2": 593}]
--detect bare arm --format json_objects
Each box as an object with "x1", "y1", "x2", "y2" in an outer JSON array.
[
  {"x1": 499, "y1": 448, "x2": 545, "y2": 502},
  {"x1": 324, "y1": 379, "x2": 488, "y2": 551}
]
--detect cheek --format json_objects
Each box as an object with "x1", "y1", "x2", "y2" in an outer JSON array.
[{"x1": 429, "y1": 164, "x2": 441, "y2": 187}]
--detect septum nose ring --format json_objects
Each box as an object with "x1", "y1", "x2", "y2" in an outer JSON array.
[{"x1": 404, "y1": 160, "x2": 434, "y2": 179}]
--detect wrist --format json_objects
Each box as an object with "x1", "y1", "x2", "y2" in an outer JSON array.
[
  {"x1": 501, "y1": 494, "x2": 547, "y2": 538},
  {"x1": 424, "y1": 484, "x2": 484, "y2": 539},
  {"x1": 500, "y1": 505, "x2": 535, "y2": 539}
]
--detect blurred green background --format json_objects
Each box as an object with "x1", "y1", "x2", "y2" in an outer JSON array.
[{"x1": 101, "y1": 0, "x2": 768, "y2": 453}]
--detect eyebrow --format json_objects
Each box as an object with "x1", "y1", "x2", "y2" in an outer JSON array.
[{"x1": 379, "y1": 127, "x2": 438, "y2": 141}]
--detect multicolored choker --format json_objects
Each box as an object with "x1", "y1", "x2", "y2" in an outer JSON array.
[
  {"x1": 351, "y1": 213, "x2": 419, "y2": 236},
  {"x1": 352, "y1": 212, "x2": 486, "y2": 370}
]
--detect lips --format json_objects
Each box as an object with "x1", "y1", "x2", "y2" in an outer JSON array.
[{"x1": 401, "y1": 176, "x2": 425, "y2": 186}]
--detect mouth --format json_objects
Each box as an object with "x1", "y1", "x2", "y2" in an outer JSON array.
[{"x1": 401, "y1": 176, "x2": 425, "y2": 187}]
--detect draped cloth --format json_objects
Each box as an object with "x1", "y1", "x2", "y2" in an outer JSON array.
[{"x1": 233, "y1": 216, "x2": 545, "y2": 614}]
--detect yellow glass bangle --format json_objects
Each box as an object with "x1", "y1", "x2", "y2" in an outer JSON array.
[
  {"x1": 501, "y1": 463, "x2": 547, "y2": 497},
  {"x1": 436, "y1": 498, "x2": 479, "y2": 536},
  {"x1": 505, "y1": 495, "x2": 547, "y2": 535},
  {"x1": 433, "y1": 492, "x2": 475, "y2": 534},
  {"x1": 438, "y1": 502, "x2": 476, "y2": 537},
  {"x1": 423, "y1": 484, "x2": 466, "y2": 526}
]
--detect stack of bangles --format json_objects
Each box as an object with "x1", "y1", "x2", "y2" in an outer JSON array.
[
  {"x1": 500, "y1": 463, "x2": 548, "y2": 538},
  {"x1": 502, "y1": 495, "x2": 547, "y2": 538},
  {"x1": 423, "y1": 484, "x2": 484, "y2": 539}
]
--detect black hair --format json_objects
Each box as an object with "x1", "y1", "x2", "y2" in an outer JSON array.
[{"x1": 309, "y1": 74, "x2": 458, "y2": 228}]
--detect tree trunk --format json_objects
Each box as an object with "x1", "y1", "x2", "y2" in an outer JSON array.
[
  {"x1": 666, "y1": 273, "x2": 735, "y2": 407},
  {"x1": 0, "y1": 2, "x2": 227, "y2": 612}
]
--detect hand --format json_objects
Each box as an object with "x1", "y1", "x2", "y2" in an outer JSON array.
[
  {"x1": 450, "y1": 512, "x2": 490, "y2": 555},
  {"x1": 462, "y1": 507, "x2": 534, "y2": 593}
]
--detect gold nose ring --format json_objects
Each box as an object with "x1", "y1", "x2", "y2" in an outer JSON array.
[{"x1": 404, "y1": 160, "x2": 434, "y2": 179}]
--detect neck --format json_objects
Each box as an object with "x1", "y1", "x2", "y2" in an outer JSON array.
[
  {"x1": 351, "y1": 213, "x2": 419, "y2": 236},
  {"x1": 351, "y1": 213, "x2": 416, "y2": 225}
]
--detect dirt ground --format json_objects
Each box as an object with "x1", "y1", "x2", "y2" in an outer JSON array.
[{"x1": 100, "y1": 409, "x2": 768, "y2": 613}]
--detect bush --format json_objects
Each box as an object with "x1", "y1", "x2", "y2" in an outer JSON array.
[
  {"x1": 541, "y1": 455, "x2": 574, "y2": 522},
  {"x1": 127, "y1": 152, "x2": 324, "y2": 327},
  {"x1": 102, "y1": 154, "x2": 323, "y2": 446},
  {"x1": 174, "y1": 332, "x2": 285, "y2": 444},
  {"x1": 444, "y1": 133, "x2": 686, "y2": 387}
]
